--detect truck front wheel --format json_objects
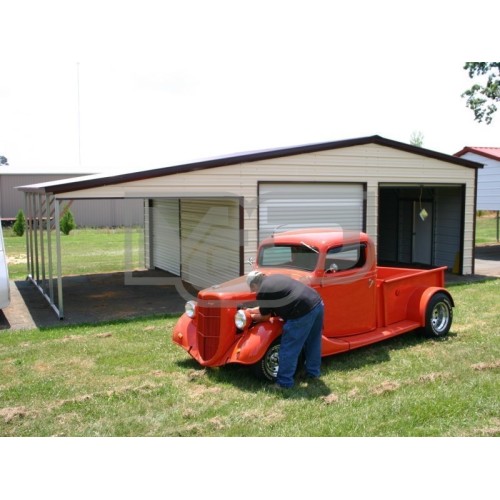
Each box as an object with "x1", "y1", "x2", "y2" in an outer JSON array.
[
  {"x1": 252, "y1": 339, "x2": 280, "y2": 381},
  {"x1": 424, "y1": 292, "x2": 453, "y2": 337}
]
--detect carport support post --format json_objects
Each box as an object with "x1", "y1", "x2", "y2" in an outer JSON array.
[
  {"x1": 24, "y1": 193, "x2": 31, "y2": 278},
  {"x1": 38, "y1": 193, "x2": 46, "y2": 289},
  {"x1": 26, "y1": 193, "x2": 35, "y2": 279},
  {"x1": 46, "y1": 194, "x2": 54, "y2": 303},
  {"x1": 54, "y1": 200, "x2": 64, "y2": 318}
]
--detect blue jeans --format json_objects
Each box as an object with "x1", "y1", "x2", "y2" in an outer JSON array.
[{"x1": 276, "y1": 301, "x2": 324, "y2": 388}]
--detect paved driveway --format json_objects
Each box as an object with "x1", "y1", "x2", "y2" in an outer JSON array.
[{"x1": 474, "y1": 244, "x2": 500, "y2": 278}]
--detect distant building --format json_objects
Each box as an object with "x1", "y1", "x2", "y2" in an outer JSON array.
[
  {"x1": 1, "y1": 170, "x2": 142, "y2": 226},
  {"x1": 454, "y1": 147, "x2": 500, "y2": 211}
]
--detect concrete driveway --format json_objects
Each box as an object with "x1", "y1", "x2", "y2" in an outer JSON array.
[
  {"x1": 474, "y1": 244, "x2": 500, "y2": 278},
  {"x1": 0, "y1": 269, "x2": 190, "y2": 331}
]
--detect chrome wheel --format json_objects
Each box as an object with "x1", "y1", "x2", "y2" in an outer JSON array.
[
  {"x1": 252, "y1": 339, "x2": 280, "y2": 381},
  {"x1": 425, "y1": 293, "x2": 453, "y2": 337},
  {"x1": 431, "y1": 302, "x2": 450, "y2": 334},
  {"x1": 262, "y1": 343, "x2": 280, "y2": 380}
]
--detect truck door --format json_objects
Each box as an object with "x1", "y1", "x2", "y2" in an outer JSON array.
[{"x1": 320, "y1": 243, "x2": 377, "y2": 337}]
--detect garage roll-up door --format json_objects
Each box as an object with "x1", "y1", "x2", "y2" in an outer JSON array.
[
  {"x1": 259, "y1": 183, "x2": 364, "y2": 241},
  {"x1": 151, "y1": 199, "x2": 180, "y2": 274},
  {"x1": 181, "y1": 198, "x2": 241, "y2": 289}
]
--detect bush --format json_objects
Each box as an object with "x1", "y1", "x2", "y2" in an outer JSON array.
[
  {"x1": 60, "y1": 209, "x2": 77, "y2": 235},
  {"x1": 12, "y1": 209, "x2": 26, "y2": 236}
]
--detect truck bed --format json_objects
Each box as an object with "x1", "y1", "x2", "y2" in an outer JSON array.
[{"x1": 376, "y1": 266, "x2": 447, "y2": 327}]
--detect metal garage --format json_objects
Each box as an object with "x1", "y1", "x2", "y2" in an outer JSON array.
[
  {"x1": 16, "y1": 135, "x2": 482, "y2": 319},
  {"x1": 258, "y1": 183, "x2": 365, "y2": 240},
  {"x1": 147, "y1": 197, "x2": 242, "y2": 289},
  {"x1": 378, "y1": 185, "x2": 465, "y2": 271}
]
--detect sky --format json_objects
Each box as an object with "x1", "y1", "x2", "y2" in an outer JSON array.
[{"x1": 1, "y1": 0, "x2": 499, "y2": 176}]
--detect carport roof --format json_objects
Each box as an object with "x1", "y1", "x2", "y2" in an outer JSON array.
[{"x1": 17, "y1": 135, "x2": 484, "y2": 195}]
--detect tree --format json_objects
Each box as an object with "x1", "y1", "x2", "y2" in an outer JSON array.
[
  {"x1": 410, "y1": 131, "x2": 424, "y2": 147},
  {"x1": 0, "y1": 156, "x2": 8, "y2": 166},
  {"x1": 12, "y1": 209, "x2": 26, "y2": 237},
  {"x1": 60, "y1": 209, "x2": 77, "y2": 235},
  {"x1": 462, "y1": 62, "x2": 500, "y2": 124}
]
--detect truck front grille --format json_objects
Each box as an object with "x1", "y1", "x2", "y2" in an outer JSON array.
[{"x1": 196, "y1": 305, "x2": 221, "y2": 360}]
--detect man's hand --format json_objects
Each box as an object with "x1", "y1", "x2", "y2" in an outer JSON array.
[{"x1": 247, "y1": 306, "x2": 271, "y2": 323}]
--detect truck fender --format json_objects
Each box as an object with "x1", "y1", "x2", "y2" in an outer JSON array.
[
  {"x1": 172, "y1": 313, "x2": 196, "y2": 357},
  {"x1": 407, "y1": 287, "x2": 454, "y2": 325},
  {"x1": 226, "y1": 318, "x2": 284, "y2": 365}
]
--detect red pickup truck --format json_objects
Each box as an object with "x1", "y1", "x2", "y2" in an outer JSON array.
[{"x1": 172, "y1": 228, "x2": 454, "y2": 381}]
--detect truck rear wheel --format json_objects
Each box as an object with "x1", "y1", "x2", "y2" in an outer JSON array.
[
  {"x1": 252, "y1": 339, "x2": 280, "y2": 381},
  {"x1": 424, "y1": 292, "x2": 453, "y2": 337}
]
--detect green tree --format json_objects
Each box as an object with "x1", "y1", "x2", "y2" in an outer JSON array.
[
  {"x1": 60, "y1": 209, "x2": 77, "y2": 235},
  {"x1": 410, "y1": 131, "x2": 424, "y2": 147},
  {"x1": 462, "y1": 62, "x2": 500, "y2": 124},
  {"x1": 12, "y1": 209, "x2": 26, "y2": 237}
]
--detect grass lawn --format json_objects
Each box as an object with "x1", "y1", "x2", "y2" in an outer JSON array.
[
  {"x1": 1, "y1": 278, "x2": 498, "y2": 437},
  {"x1": 1, "y1": 220, "x2": 498, "y2": 437},
  {"x1": 476, "y1": 211, "x2": 500, "y2": 244},
  {"x1": 4, "y1": 226, "x2": 144, "y2": 280}
]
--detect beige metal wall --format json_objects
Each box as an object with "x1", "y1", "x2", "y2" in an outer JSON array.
[{"x1": 51, "y1": 144, "x2": 477, "y2": 274}]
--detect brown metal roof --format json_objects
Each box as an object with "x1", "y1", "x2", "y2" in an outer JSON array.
[{"x1": 17, "y1": 135, "x2": 484, "y2": 195}]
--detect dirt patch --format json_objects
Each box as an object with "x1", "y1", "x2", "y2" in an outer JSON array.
[
  {"x1": 188, "y1": 385, "x2": 222, "y2": 399},
  {"x1": 322, "y1": 393, "x2": 340, "y2": 404},
  {"x1": 0, "y1": 406, "x2": 28, "y2": 423},
  {"x1": 418, "y1": 372, "x2": 450, "y2": 383},
  {"x1": 240, "y1": 408, "x2": 285, "y2": 425},
  {"x1": 95, "y1": 332, "x2": 112, "y2": 338},
  {"x1": 372, "y1": 380, "x2": 400, "y2": 395},
  {"x1": 6, "y1": 254, "x2": 26, "y2": 265},
  {"x1": 471, "y1": 360, "x2": 500, "y2": 371}
]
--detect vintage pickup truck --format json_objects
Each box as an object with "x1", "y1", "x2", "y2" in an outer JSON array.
[{"x1": 172, "y1": 228, "x2": 454, "y2": 381}]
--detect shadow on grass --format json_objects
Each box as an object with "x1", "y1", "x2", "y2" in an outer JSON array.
[{"x1": 174, "y1": 329, "x2": 457, "y2": 400}]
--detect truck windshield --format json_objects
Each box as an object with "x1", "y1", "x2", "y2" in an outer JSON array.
[{"x1": 258, "y1": 244, "x2": 319, "y2": 271}]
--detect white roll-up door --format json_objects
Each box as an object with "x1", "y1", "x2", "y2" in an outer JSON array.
[
  {"x1": 181, "y1": 198, "x2": 241, "y2": 289},
  {"x1": 151, "y1": 199, "x2": 180, "y2": 274},
  {"x1": 259, "y1": 183, "x2": 364, "y2": 241}
]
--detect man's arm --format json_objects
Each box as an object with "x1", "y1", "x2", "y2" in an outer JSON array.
[{"x1": 246, "y1": 307, "x2": 272, "y2": 323}]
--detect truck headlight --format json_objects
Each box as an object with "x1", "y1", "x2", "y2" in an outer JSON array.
[
  {"x1": 185, "y1": 301, "x2": 197, "y2": 318},
  {"x1": 234, "y1": 309, "x2": 248, "y2": 330}
]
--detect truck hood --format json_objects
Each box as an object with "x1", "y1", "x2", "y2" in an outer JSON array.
[{"x1": 197, "y1": 268, "x2": 314, "y2": 306}]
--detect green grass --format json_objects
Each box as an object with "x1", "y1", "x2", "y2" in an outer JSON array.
[
  {"x1": 3, "y1": 226, "x2": 144, "y2": 280},
  {"x1": 476, "y1": 212, "x2": 500, "y2": 244},
  {"x1": 1, "y1": 279, "x2": 499, "y2": 437}
]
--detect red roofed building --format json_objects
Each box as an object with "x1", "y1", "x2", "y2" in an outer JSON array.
[{"x1": 454, "y1": 147, "x2": 500, "y2": 211}]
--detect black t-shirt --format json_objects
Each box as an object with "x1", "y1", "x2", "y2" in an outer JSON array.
[{"x1": 257, "y1": 274, "x2": 321, "y2": 320}]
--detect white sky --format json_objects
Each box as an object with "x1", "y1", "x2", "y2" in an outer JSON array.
[{"x1": 1, "y1": 0, "x2": 499, "y2": 174}]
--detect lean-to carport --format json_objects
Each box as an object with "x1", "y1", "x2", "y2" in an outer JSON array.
[
  {"x1": 17, "y1": 171, "x2": 151, "y2": 320},
  {"x1": 17, "y1": 166, "x2": 247, "y2": 320},
  {"x1": 23, "y1": 192, "x2": 67, "y2": 318}
]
